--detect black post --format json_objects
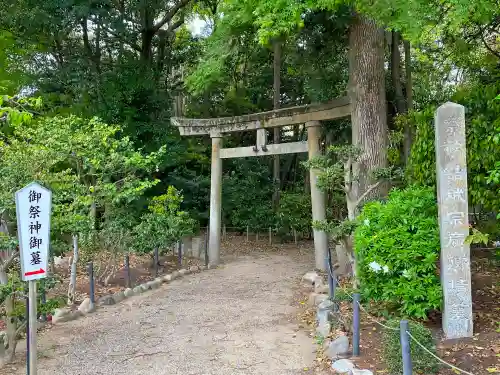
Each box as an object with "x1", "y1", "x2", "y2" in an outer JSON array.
[
  {"x1": 154, "y1": 247, "x2": 159, "y2": 277},
  {"x1": 26, "y1": 296, "x2": 30, "y2": 375},
  {"x1": 204, "y1": 228, "x2": 209, "y2": 267},
  {"x1": 353, "y1": 293, "x2": 360, "y2": 356},
  {"x1": 40, "y1": 289, "x2": 47, "y2": 322},
  {"x1": 326, "y1": 248, "x2": 335, "y2": 302},
  {"x1": 177, "y1": 241, "x2": 182, "y2": 268},
  {"x1": 400, "y1": 320, "x2": 413, "y2": 375},
  {"x1": 87, "y1": 262, "x2": 95, "y2": 306},
  {"x1": 125, "y1": 254, "x2": 131, "y2": 288}
]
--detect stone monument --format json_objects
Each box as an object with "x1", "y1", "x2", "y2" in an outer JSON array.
[{"x1": 435, "y1": 102, "x2": 473, "y2": 339}]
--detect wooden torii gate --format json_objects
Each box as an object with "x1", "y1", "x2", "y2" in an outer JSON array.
[{"x1": 171, "y1": 97, "x2": 351, "y2": 270}]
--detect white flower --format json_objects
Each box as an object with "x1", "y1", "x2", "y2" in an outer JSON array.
[
  {"x1": 364, "y1": 219, "x2": 370, "y2": 226},
  {"x1": 369, "y1": 261, "x2": 382, "y2": 272},
  {"x1": 383, "y1": 265, "x2": 389, "y2": 273},
  {"x1": 402, "y1": 269, "x2": 411, "y2": 279}
]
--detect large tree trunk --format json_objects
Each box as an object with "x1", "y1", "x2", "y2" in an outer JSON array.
[
  {"x1": 403, "y1": 39, "x2": 414, "y2": 162},
  {"x1": 404, "y1": 40, "x2": 413, "y2": 112},
  {"x1": 347, "y1": 15, "x2": 388, "y2": 284},
  {"x1": 391, "y1": 31, "x2": 406, "y2": 115},
  {"x1": 348, "y1": 14, "x2": 388, "y2": 205},
  {"x1": 272, "y1": 40, "x2": 281, "y2": 209}
]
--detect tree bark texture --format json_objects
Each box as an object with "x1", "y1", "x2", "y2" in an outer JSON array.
[
  {"x1": 391, "y1": 31, "x2": 406, "y2": 115},
  {"x1": 272, "y1": 40, "x2": 281, "y2": 208},
  {"x1": 348, "y1": 14, "x2": 389, "y2": 204},
  {"x1": 403, "y1": 39, "x2": 414, "y2": 163}
]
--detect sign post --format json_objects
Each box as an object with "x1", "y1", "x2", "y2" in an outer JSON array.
[{"x1": 15, "y1": 182, "x2": 52, "y2": 375}]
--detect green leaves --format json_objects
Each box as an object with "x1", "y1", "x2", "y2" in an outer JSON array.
[
  {"x1": 354, "y1": 186, "x2": 442, "y2": 319},
  {"x1": 408, "y1": 82, "x2": 500, "y2": 215},
  {"x1": 0, "y1": 96, "x2": 164, "y2": 256},
  {"x1": 133, "y1": 187, "x2": 197, "y2": 253},
  {"x1": 382, "y1": 319, "x2": 440, "y2": 374}
]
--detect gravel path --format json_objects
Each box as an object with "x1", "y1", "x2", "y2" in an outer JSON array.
[{"x1": 14, "y1": 253, "x2": 317, "y2": 375}]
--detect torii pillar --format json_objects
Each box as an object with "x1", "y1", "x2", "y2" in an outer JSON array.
[
  {"x1": 307, "y1": 121, "x2": 329, "y2": 270},
  {"x1": 171, "y1": 97, "x2": 351, "y2": 270},
  {"x1": 208, "y1": 131, "x2": 223, "y2": 265}
]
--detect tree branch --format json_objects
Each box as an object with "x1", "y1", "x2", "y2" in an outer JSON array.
[
  {"x1": 0, "y1": 249, "x2": 19, "y2": 272},
  {"x1": 343, "y1": 157, "x2": 352, "y2": 193},
  {"x1": 15, "y1": 321, "x2": 27, "y2": 337},
  {"x1": 152, "y1": 0, "x2": 191, "y2": 33},
  {"x1": 168, "y1": 15, "x2": 186, "y2": 35},
  {"x1": 354, "y1": 180, "x2": 383, "y2": 209},
  {"x1": 481, "y1": 33, "x2": 500, "y2": 59},
  {"x1": 101, "y1": 26, "x2": 142, "y2": 52}
]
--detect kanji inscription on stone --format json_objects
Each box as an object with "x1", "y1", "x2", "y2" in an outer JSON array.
[{"x1": 435, "y1": 102, "x2": 473, "y2": 339}]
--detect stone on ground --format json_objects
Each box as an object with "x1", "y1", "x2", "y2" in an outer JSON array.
[
  {"x1": 124, "y1": 288, "x2": 134, "y2": 297},
  {"x1": 302, "y1": 271, "x2": 321, "y2": 287},
  {"x1": 315, "y1": 282, "x2": 329, "y2": 294},
  {"x1": 132, "y1": 286, "x2": 143, "y2": 294},
  {"x1": 332, "y1": 359, "x2": 355, "y2": 374},
  {"x1": 309, "y1": 292, "x2": 329, "y2": 307},
  {"x1": 113, "y1": 291, "x2": 125, "y2": 303},
  {"x1": 316, "y1": 321, "x2": 331, "y2": 338},
  {"x1": 352, "y1": 370, "x2": 373, "y2": 375},
  {"x1": 52, "y1": 307, "x2": 71, "y2": 323},
  {"x1": 325, "y1": 335, "x2": 349, "y2": 358},
  {"x1": 98, "y1": 295, "x2": 116, "y2": 306},
  {"x1": 77, "y1": 298, "x2": 95, "y2": 314}
]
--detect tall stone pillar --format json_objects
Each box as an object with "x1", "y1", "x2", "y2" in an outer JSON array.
[
  {"x1": 208, "y1": 133, "x2": 223, "y2": 265},
  {"x1": 435, "y1": 102, "x2": 473, "y2": 339},
  {"x1": 306, "y1": 121, "x2": 328, "y2": 271}
]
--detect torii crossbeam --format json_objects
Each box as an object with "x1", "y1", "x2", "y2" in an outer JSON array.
[{"x1": 171, "y1": 97, "x2": 351, "y2": 270}]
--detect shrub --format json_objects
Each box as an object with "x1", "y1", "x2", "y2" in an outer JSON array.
[
  {"x1": 382, "y1": 319, "x2": 440, "y2": 374},
  {"x1": 133, "y1": 186, "x2": 197, "y2": 253},
  {"x1": 354, "y1": 186, "x2": 442, "y2": 319},
  {"x1": 275, "y1": 190, "x2": 312, "y2": 237},
  {"x1": 407, "y1": 82, "x2": 500, "y2": 215}
]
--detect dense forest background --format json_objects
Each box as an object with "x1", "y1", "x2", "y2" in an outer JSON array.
[{"x1": 1, "y1": 0, "x2": 499, "y2": 235}]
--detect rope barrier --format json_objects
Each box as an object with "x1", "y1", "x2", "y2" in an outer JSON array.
[
  {"x1": 406, "y1": 331, "x2": 477, "y2": 375},
  {"x1": 339, "y1": 289, "x2": 477, "y2": 374}
]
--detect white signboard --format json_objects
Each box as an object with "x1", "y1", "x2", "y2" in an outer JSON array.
[{"x1": 15, "y1": 182, "x2": 52, "y2": 281}]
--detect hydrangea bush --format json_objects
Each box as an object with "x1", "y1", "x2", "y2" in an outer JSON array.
[{"x1": 354, "y1": 186, "x2": 442, "y2": 319}]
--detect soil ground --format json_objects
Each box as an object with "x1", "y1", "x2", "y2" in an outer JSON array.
[
  {"x1": 310, "y1": 247, "x2": 500, "y2": 375},
  {"x1": 3, "y1": 239, "x2": 323, "y2": 375}
]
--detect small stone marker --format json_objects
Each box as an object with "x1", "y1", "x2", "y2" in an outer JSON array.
[{"x1": 435, "y1": 102, "x2": 473, "y2": 339}]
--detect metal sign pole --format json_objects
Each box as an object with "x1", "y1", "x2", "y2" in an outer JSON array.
[
  {"x1": 15, "y1": 181, "x2": 53, "y2": 375},
  {"x1": 28, "y1": 280, "x2": 37, "y2": 375}
]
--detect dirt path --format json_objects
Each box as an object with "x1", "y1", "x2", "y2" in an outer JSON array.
[{"x1": 12, "y1": 252, "x2": 317, "y2": 375}]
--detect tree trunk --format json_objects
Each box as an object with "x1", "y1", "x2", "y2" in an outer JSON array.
[
  {"x1": 391, "y1": 31, "x2": 406, "y2": 115},
  {"x1": 403, "y1": 39, "x2": 414, "y2": 162},
  {"x1": 348, "y1": 14, "x2": 388, "y2": 204},
  {"x1": 348, "y1": 15, "x2": 388, "y2": 287},
  {"x1": 272, "y1": 40, "x2": 281, "y2": 209},
  {"x1": 67, "y1": 235, "x2": 79, "y2": 306},
  {"x1": 404, "y1": 40, "x2": 413, "y2": 111},
  {"x1": 0, "y1": 269, "x2": 17, "y2": 365}
]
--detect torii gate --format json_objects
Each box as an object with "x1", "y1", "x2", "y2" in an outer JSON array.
[{"x1": 171, "y1": 97, "x2": 351, "y2": 270}]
